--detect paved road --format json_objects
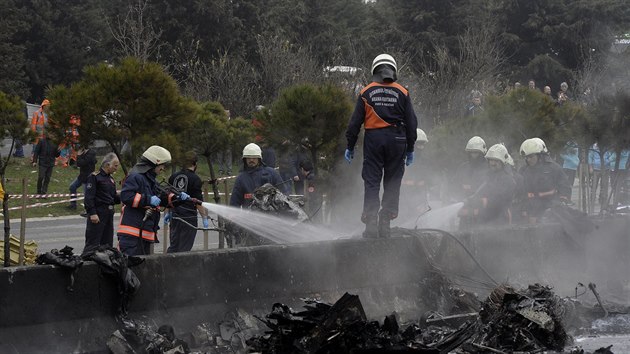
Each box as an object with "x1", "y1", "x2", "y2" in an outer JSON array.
[{"x1": 6, "y1": 213, "x2": 223, "y2": 255}]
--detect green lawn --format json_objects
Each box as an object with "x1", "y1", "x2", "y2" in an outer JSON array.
[{"x1": 1, "y1": 156, "x2": 238, "y2": 219}]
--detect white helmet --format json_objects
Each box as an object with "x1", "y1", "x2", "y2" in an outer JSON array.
[
  {"x1": 142, "y1": 145, "x2": 171, "y2": 165},
  {"x1": 485, "y1": 144, "x2": 510, "y2": 164},
  {"x1": 242, "y1": 143, "x2": 262, "y2": 159},
  {"x1": 416, "y1": 129, "x2": 428, "y2": 143},
  {"x1": 532, "y1": 137, "x2": 549, "y2": 153},
  {"x1": 465, "y1": 136, "x2": 487, "y2": 154},
  {"x1": 520, "y1": 138, "x2": 545, "y2": 157},
  {"x1": 371, "y1": 54, "x2": 397, "y2": 74}
]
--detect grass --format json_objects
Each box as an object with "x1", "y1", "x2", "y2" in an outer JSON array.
[{"x1": 1, "y1": 155, "x2": 238, "y2": 219}]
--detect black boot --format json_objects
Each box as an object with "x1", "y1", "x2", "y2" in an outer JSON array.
[
  {"x1": 378, "y1": 211, "x2": 392, "y2": 238},
  {"x1": 362, "y1": 214, "x2": 378, "y2": 238}
]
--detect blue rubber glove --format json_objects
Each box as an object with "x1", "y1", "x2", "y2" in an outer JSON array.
[
  {"x1": 150, "y1": 195, "x2": 161, "y2": 207},
  {"x1": 163, "y1": 212, "x2": 171, "y2": 225},
  {"x1": 405, "y1": 151, "x2": 414, "y2": 166},
  {"x1": 344, "y1": 149, "x2": 354, "y2": 164},
  {"x1": 202, "y1": 217, "x2": 209, "y2": 229},
  {"x1": 179, "y1": 192, "x2": 190, "y2": 201}
]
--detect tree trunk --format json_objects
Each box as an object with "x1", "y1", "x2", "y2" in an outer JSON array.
[
  {"x1": 205, "y1": 155, "x2": 221, "y2": 204},
  {"x1": 106, "y1": 139, "x2": 128, "y2": 176},
  {"x1": 2, "y1": 139, "x2": 15, "y2": 267}
]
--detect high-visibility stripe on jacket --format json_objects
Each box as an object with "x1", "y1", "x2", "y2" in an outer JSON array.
[
  {"x1": 346, "y1": 81, "x2": 418, "y2": 153},
  {"x1": 117, "y1": 171, "x2": 162, "y2": 242}
]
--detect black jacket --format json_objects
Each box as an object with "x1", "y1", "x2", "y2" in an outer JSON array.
[{"x1": 76, "y1": 149, "x2": 97, "y2": 183}]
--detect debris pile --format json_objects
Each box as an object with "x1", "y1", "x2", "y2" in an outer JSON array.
[
  {"x1": 35, "y1": 245, "x2": 83, "y2": 290},
  {"x1": 107, "y1": 322, "x2": 190, "y2": 354},
  {"x1": 247, "y1": 285, "x2": 584, "y2": 353}
]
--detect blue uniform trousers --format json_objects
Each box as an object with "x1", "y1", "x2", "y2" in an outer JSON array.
[{"x1": 362, "y1": 127, "x2": 407, "y2": 220}]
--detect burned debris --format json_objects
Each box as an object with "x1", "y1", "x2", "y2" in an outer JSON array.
[{"x1": 247, "y1": 285, "x2": 621, "y2": 354}]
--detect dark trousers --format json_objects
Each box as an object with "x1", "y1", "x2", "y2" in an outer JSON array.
[
  {"x1": 69, "y1": 178, "x2": 86, "y2": 207},
  {"x1": 118, "y1": 234, "x2": 151, "y2": 256},
  {"x1": 361, "y1": 128, "x2": 407, "y2": 220},
  {"x1": 82, "y1": 206, "x2": 114, "y2": 255},
  {"x1": 167, "y1": 216, "x2": 198, "y2": 253},
  {"x1": 37, "y1": 165, "x2": 53, "y2": 194},
  {"x1": 563, "y1": 168, "x2": 576, "y2": 199}
]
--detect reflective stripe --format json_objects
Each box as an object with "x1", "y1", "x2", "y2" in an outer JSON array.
[
  {"x1": 527, "y1": 189, "x2": 556, "y2": 198},
  {"x1": 118, "y1": 225, "x2": 156, "y2": 241},
  {"x1": 244, "y1": 193, "x2": 253, "y2": 199},
  {"x1": 132, "y1": 193, "x2": 142, "y2": 208}
]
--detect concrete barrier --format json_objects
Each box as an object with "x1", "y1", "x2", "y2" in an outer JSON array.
[
  {"x1": 0, "y1": 235, "x2": 436, "y2": 353},
  {"x1": 1, "y1": 215, "x2": 628, "y2": 353}
]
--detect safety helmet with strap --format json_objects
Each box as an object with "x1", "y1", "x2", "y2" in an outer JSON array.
[
  {"x1": 242, "y1": 143, "x2": 262, "y2": 159},
  {"x1": 520, "y1": 138, "x2": 545, "y2": 157},
  {"x1": 371, "y1": 54, "x2": 397, "y2": 74},
  {"x1": 416, "y1": 129, "x2": 428, "y2": 143},
  {"x1": 485, "y1": 144, "x2": 510, "y2": 164},
  {"x1": 142, "y1": 145, "x2": 171, "y2": 165},
  {"x1": 465, "y1": 136, "x2": 487, "y2": 154}
]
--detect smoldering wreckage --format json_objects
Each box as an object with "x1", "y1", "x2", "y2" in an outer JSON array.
[{"x1": 25, "y1": 185, "x2": 630, "y2": 353}]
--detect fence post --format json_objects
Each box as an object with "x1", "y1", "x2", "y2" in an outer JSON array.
[
  {"x1": 19, "y1": 178, "x2": 27, "y2": 265},
  {"x1": 203, "y1": 182, "x2": 209, "y2": 250},
  {"x1": 218, "y1": 179, "x2": 230, "y2": 249}
]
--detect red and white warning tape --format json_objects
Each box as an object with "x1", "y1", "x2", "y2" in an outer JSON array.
[
  {"x1": 6, "y1": 197, "x2": 82, "y2": 211},
  {"x1": 8, "y1": 193, "x2": 85, "y2": 199}
]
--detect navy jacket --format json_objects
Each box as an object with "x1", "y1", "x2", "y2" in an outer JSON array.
[
  {"x1": 76, "y1": 149, "x2": 97, "y2": 183},
  {"x1": 118, "y1": 171, "x2": 168, "y2": 242},
  {"x1": 32, "y1": 138, "x2": 60, "y2": 167},
  {"x1": 346, "y1": 81, "x2": 418, "y2": 153},
  {"x1": 230, "y1": 165, "x2": 286, "y2": 207},
  {"x1": 85, "y1": 168, "x2": 120, "y2": 216}
]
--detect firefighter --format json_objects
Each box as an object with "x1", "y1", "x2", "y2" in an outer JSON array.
[
  {"x1": 519, "y1": 138, "x2": 571, "y2": 223},
  {"x1": 458, "y1": 144, "x2": 516, "y2": 227},
  {"x1": 30, "y1": 99, "x2": 50, "y2": 144},
  {"x1": 345, "y1": 53, "x2": 418, "y2": 238},
  {"x1": 118, "y1": 145, "x2": 190, "y2": 256},
  {"x1": 82, "y1": 153, "x2": 120, "y2": 256},
  {"x1": 165, "y1": 151, "x2": 208, "y2": 253},
  {"x1": 230, "y1": 143, "x2": 286, "y2": 208},
  {"x1": 451, "y1": 136, "x2": 489, "y2": 202}
]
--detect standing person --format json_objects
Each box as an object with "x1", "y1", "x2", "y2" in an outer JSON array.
[
  {"x1": 230, "y1": 143, "x2": 286, "y2": 208},
  {"x1": 519, "y1": 138, "x2": 571, "y2": 223},
  {"x1": 30, "y1": 99, "x2": 50, "y2": 145},
  {"x1": 465, "y1": 90, "x2": 484, "y2": 117},
  {"x1": 528, "y1": 79, "x2": 537, "y2": 90},
  {"x1": 345, "y1": 53, "x2": 418, "y2": 238},
  {"x1": 68, "y1": 146, "x2": 97, "y2": 210},
  {"x1": 118, "y1": 146, "x2": 190, "y2": 256},
  {"x1": 165, "y1": 151, "x2": 208, "y2": 253},
  {"x1": 32, "y1": 134, "x2": 60, "y2": 196},
  {"x1": 458, "y1": 144, "x2": 516, "y2": 227},
  {"x1": 82, "y1": 153, "x2": 121, "y2": 256},
  {"x1": 451, "y1": 136, "x2": 489, "y2": 202}
]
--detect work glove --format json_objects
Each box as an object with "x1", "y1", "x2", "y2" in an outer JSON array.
[
  {"x1": 202, "y1": 217, "x2": 209, "y2": 229},
  {"x1": 344, "y1": 149, "x2": 354, "y2": 164},
  {"x1": 405, "y1": 151, "x2": 414, "y2": 166},
  {"x1": 150, "y1": 195, "x2": 161, "y2": 207},
  {"x1": 179, "y1": 192, "x2": 190, "y2": 201},
  {"x1": 163, "y1": 212, "x2": 171, "y2": 225}
]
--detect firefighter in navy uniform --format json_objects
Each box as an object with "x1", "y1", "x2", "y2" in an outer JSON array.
[
  {"x1": 82, "y1": 153, "x2": 121, "y2": 256},
  {"x1": 345, "y1": 53, "x2": 418, "y2": 238},
  {"x1": 451, "y1": 136, "x2": 489, "y2": 202},
  {"x1": 457, "y1": 144, "x2": 516, "y2": 227},
  {"x1": 230, "y1": 143, "x2": 286, "y2": 208},
  {"x1": 118, "y1": 145, "x2": 191, "y2": 256},
  {"x1": 165, "y1": 151, "x2": 208, "y2": 253},
  {"x1": 519, "y1": 138, "x2": 571, "y2": 223}
]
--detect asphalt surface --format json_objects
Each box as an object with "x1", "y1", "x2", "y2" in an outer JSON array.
[{"x1": 5, "y1": 213, "x2": 222, "y2": 255}]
